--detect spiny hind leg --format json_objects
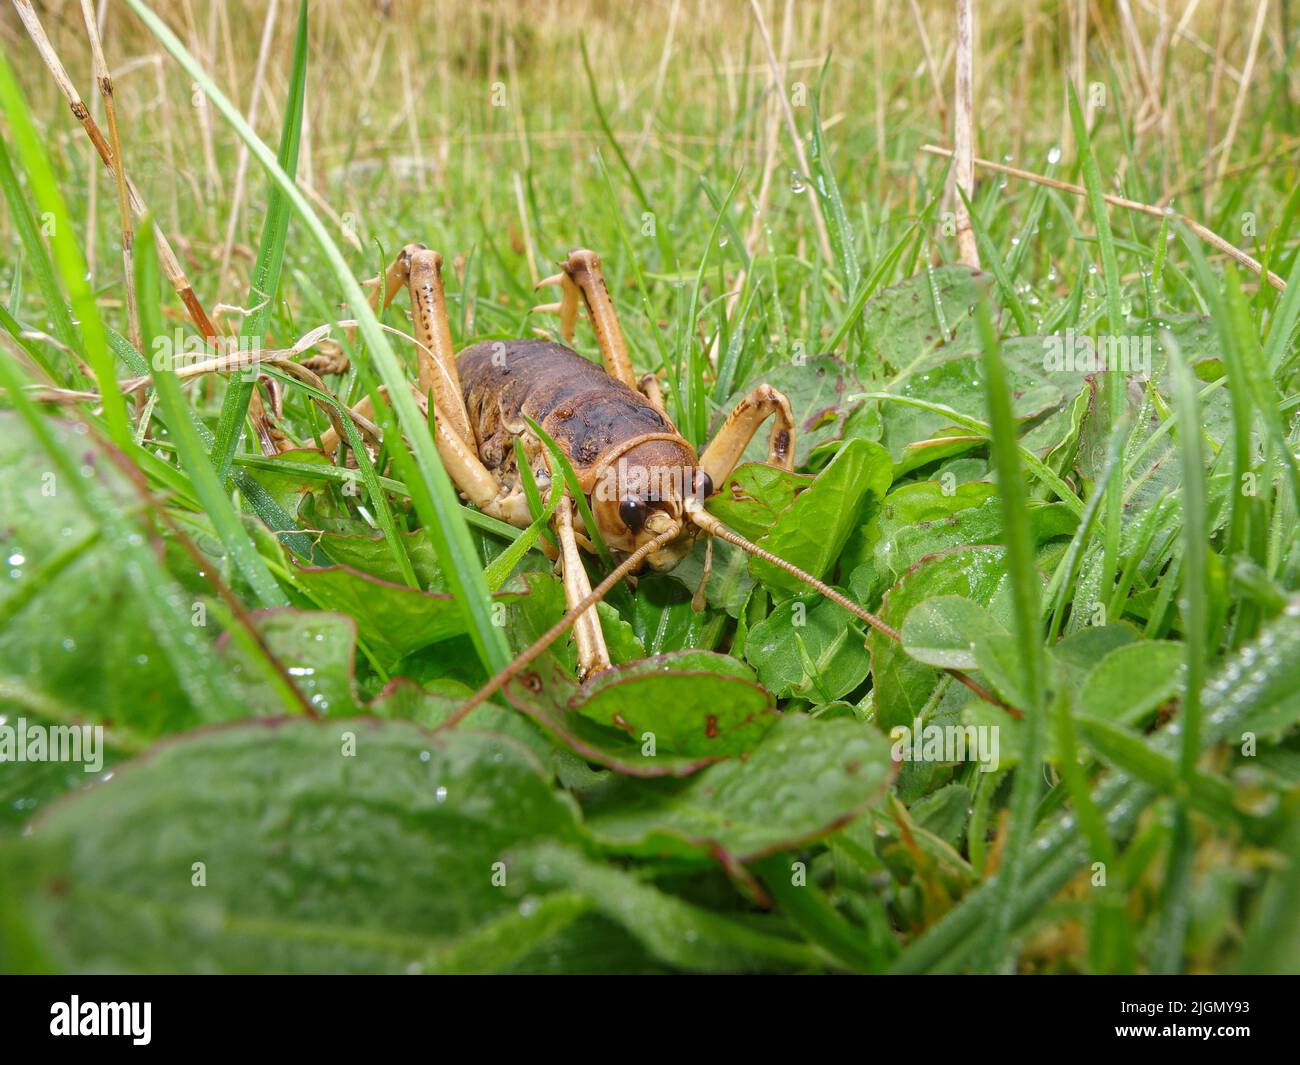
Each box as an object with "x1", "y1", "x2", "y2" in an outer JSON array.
[
  {"x1": 365, "y1": 243, "x2": 474, "y2": 445},
  {"x1": 698, "y1": 383, "x2": 796, "y2": 486},
  {"x1": 534, "y1": 248, "x2": 640, "y2": 393},
  {"x1": 554, "y1": 497, "x2": 610, "y2": 679}
]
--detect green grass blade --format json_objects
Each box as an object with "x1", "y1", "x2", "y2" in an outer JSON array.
[
  {"x1": 1151, "y1": 329, "x2": 1208, "y2": 973},
  {"x1": 973, "y1": 296, "x2": 1048, "y2": 972},
  {"x1": 211, "y1": 0, "x2": 310, "y2": 482},
  {"x1": 525, "y1": 415, "x2": 613, "y2": 569},
  {"x1": 682, "y1": 171, "x2": 742, "y2": 443},
  {"x1": 483, "y1": 465, "x2": 561, "y2": 591},
  {"x1": 0, "y1": 53, "x2": 131, "y2": 448},
  {"x1": 0, "y1": 301, "x2": 57, "y2": 380},
  {"x1": 1066, "y1": 80, "x2": 1125, "y2": 601},
  {"x1": 579, "y1": 39, "x2": 671, "y2": 267},
  {"x1": 0, "y1": 134, "x2": 81, "y2": 373},
  {"x1": 956, "y1": 185, "x2": 1031, "y2": 334},
  {"x1": 811, "y1": 61, "x2": 860, "y2": 295},
  {"x1": 1045, "y1": 423, "x2": 1124, "y2": 640},
  {"x1": 136, "y1": 217, "x2": 288, "y2": 609},
  {"x1": 125, "y1": 0, "x2": 512, "y2": 674},
  {"x1": 1177, "y1": 234, "x2": 1255, "y2": 564},
  {"x1": 825, "y1": 214, "x2": 924, "y2": 353}
]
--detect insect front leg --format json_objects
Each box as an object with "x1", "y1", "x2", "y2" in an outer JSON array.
[
  {"x1": 554, "y1": 497, "x2": 611, "y2": 680},
  {"x1": 698, "y1": 383, "x2": 796, "y2": 486}
]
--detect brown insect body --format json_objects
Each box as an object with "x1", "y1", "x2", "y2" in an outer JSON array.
[
  {"x1": 459, "y1": 339, "x2": 699, "y2": 569},
  {"x1": 330, "y1": 242, "x2": 996, "y2": 715}
]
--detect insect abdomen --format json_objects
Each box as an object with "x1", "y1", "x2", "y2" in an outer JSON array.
[{"x1": 458, "y1": 339, "x2": 673, "y2": 484}]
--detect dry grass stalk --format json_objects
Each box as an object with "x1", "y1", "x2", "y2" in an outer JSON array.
[
  {"x1": 217, "y1": 0, "x2": 280, "y2": 285},
  {"x1": 1212, "y1": 0, "x2": 1269, "y2": 193},
  {"x1": 12, "y1": 0, "x2": 218, "y2": 340},
  {"x1": 79, "y1": 0, "x2": 141, "y2": 352},
  {"x1": 920, "y1": 144, "x2": 1287, "y2": 291},
  {"x1": 908, "y1": 0, "x2": 948, "y2": 130},
  {"x1": 748, "y1": 0, "x2": 835, "y2": 268},
  {"x1": 951, "y1": 0, "x2": 981, "y2": 268}
]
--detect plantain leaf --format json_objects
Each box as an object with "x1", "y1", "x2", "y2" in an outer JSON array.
[
  {"x1": 3, "y1": 720, "x2": 582, "y2": 973},
  {"x1": 751, "y1": 438, "x2": 892, "y2": 595},
  {"x1": 583, "y1": 713, "x2": 893, "y2": 866}
]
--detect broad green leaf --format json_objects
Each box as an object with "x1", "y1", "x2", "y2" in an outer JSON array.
[
  {"x1": 901, "y1": 595, "x2": 1006, "y2": 671},
  {"x1": 289, "y1": 559, "x2": 528, "y2": 669},
  {"x1": 869, "y1": 546, "x2": 1015, "y2": 732},
  {"x1": 501, "y1": 658, "x2": 735, "y2": 778},
  {"x1": 243, "y1": 448, "x2": 339, "y2": 522},
  {"x1": 306, "y1": 528, "x2": 445, "y2": 588},
  {"x1": 0, "y1": 416, "x2": 243, "y2": 740},
  {"x1": 515, "y1": 842, "x2": 819, "y2": 972},
  {"x1": 966, "y1": 634, "x2": 1025, "y2": 708},
  {"x1": 4, "y1": 720, "x2": 581, "y2": 973},
  {"x1": 666, "y1": 535, "x2": 755, "y2": 618},
  {"x1": 704, "y1": 462, "x2": 813, "y2": 541},
  {"x1": 844, "y1": 482, "x2": 1073, "y2": 608},
  {"x1": 369, "y1": 678, "x2": 553, "y2": 765},
  {"x1": 856, "y1": 264, "x2": 988, "y2": 378},
  {"x1": 745, "y1": 595, "x2": 870, "y2": 700},
  {"x1": 1050, "y1": 623, "x2": 1142, "y2": 678},
  {"x1": 846, "y1": 481, "x2": 1000, "y2": 604},
  {"x1": 910, "y1": 783, "x2": 972, "y2": 847},
  {"x1": 571, "y1": 650, "x2": 777, "y2": 757},
  {"x1": 628, "y1": 574, "x2": 726, "y2": 655},
  {"x1": 879, "y1": 353, "x2": 1064, "y2": 472},
  {"x1": 583, "y1": 713, "x2": 893, "y2": 866},
  {"x1": 1077, "y1": 641, "x2": 1185, "y2": 726},
  {"x1": 220, "y1": 609, "x2": 361, "y2": 717},
  {"x1": 751, "y1": 438, "x2": 892, "y2": 595}
]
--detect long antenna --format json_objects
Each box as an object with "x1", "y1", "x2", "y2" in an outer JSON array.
[
  {"x1": 446, "y1": 503, "x2": 1014, "y2": 727},
  {"x1": 686, "y1": 503, "x2": 1014, "y2": 714},
  {"x1": 441, "y1": 527, "x2": 678, "y2": 729}
]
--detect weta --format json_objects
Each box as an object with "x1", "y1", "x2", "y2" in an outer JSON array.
[{"x1": 343, "y1": 244, "x2": 908, "y2": 715}]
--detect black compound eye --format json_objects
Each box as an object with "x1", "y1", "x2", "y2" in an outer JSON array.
[
  {"x1": 696, "y1": 471, "x2": 715, "y2": 499},
  {"x1": 619, "y1": 497, "x2": 647, "y2": 533}
]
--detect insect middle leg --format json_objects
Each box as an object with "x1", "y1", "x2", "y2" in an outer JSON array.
[{"x1": 698, "y1": 383, "x2": 797, "y2": 486}]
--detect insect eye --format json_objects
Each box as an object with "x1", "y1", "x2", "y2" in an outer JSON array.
[
  {"x1": 618, "y1": 497, "x2": 647, "y2": 532},
  {"x1": 695, "y1": 471, "x2": 715, "y2": 499}
]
